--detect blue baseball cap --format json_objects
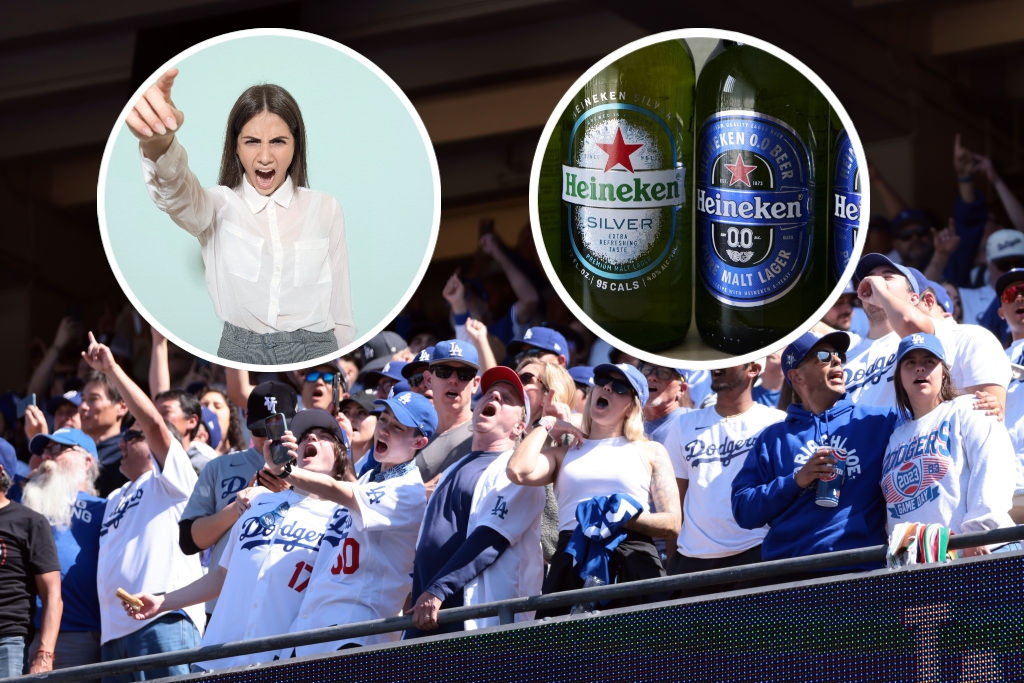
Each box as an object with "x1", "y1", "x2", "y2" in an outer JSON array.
[
  {"x1": 853, "y1": 253, "x2": 920, "y2": 295},
  {"x1": 927, "y1": 280, "x2": 954, "y2": 314},
  {"x1": 430, "y1": 340, "x2": 479, "y2": 370},
  {"x1": 568, "y1": 365, "x2": 594, "y2": 388},
  {"x1": 896, "y1": 333, "x2": 947, "y2": 365},
  {"x1": 374, "y1": 392, "x2": 438, "y2": 439},
  {"x1": 402, "y1": 346, "x2": 434, "y2": 379},
  {"x1": 781, "y1": 331, "x2": 852, "y2": 384},
  {"x1": 362, "y1": 361, "x2": 409, "y2": 389},
  {"x1": 45, "y1": 390, "x2": 82, "y2": 415},
  {"x1": 508, "y1": 326, "x2": 570, "y2": 363},
  {"x1": 593, "y1": 363, "x2": 649, "y2": 406},
  {"x1": 0, "y1": 437, "x2": 17, "y2": 479},
  {"x1": 29, "y1": 427, "x2": 99, "y2": 459},
  {"x1": 201, "y1": 406, "x2": 222, "y2": 450}
]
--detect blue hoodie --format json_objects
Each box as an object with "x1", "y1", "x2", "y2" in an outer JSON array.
[{"x1": 731, "y1": 396, "x2": 898, "y2": 570}]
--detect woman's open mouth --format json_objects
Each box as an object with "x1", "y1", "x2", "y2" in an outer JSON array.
[{"x1": 255, "y1": 168, "x2": 276, "y2": 190}]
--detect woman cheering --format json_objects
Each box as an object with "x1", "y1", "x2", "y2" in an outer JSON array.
[{"x1": 507, "y1": 363, "x2": 680, "y2": 614}]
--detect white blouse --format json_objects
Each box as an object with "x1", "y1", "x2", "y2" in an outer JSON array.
[{"x1": 141, "y1": 138, "x2": 355, "y2": 347}]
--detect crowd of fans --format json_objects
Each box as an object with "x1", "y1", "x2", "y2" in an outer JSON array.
[{"x1": 0, "y1": 134, "x2": 1021, "y2": 679}]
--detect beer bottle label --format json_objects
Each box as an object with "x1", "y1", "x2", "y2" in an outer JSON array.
[
  {"x1": 831, "y1": 130, "x2": 861, "y2": 279},
  {"x1": 696, "y1": 111, "x2": 812, "y2": 307},
  {"x1": 562, "y1": 103, "x2": 685, "y2": 284}
]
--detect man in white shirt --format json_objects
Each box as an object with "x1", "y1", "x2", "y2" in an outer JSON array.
[
  {"x1": 407, "y1": 367, "x2": 545, "y2": 636},
  {"x1": 664, "y1": 362, "x2": 785, "y2": 595},
  {"x1": 82, "y1": 333, "x2": 204, "y2": 681}
]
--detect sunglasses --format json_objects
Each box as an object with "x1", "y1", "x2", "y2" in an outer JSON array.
[
  {"x1": 518, "y1": 372, "x2": 547, "y2": 390},
  {"x1": 305, "y1": 371, "x2": 336, "y2": 384},
  {"x1": 809, "y1": 350, "x2": 845, "y2": 365},
  {"x1": 1002, "y1": 282, "x2": 1024, "y2": 304},
  {"x1": 639, "y1": 364, "x2": 680, "y2": 382},
  {"x1": 993, "y1": 258, "x2": 1024, "y2": 273},
  {"x1": 430, "y1": 364, "x2": 476, "y2": 381},
  {"x1": 593, "y1": 374, "x2": 634, "y2": 396},
  {"x1": 42, "y1": 442, "x2": 77, "y2": 457},
  {"x1": 894, "y1": 225, "x2": 930, "y2": 241}
]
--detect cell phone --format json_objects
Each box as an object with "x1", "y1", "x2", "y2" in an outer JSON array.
[
  {"x1": 264, "y1": 413, "x2": 292, "y2": 466},
  {"x1": 16, "y1": 394, "x2": 36, "y2": 419}
]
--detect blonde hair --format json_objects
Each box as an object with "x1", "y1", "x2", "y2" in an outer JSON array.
[{"x1": 581, "y1": 393, "x2": 647, "y2": 443}]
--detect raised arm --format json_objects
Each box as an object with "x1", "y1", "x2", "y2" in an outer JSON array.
[
  {"x1": 127, "y1": 68, "x2": 183, "y2": 161},
  {"x1": 149, "y1": 326, "x2": 170, "y2": 398},
  {"x1": 26, "y1": 316, "x2": 82, "y2": 398},
  {"x1": 479, "y1": 233, "x2": 539, "y2": 325},
  {"x1": 974, "y1": 154, "x2": 1024, "y2": 232},
  {"x1": 506, "y1": 418, "x2": 580, "y2": 486},
  {"x1": 82, "y1": 331, "x2": 172, "y2": 468}
]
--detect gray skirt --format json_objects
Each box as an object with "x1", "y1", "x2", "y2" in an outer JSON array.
[{"x1": 217, "y1": 322, "x2": 339, "y2": 365}]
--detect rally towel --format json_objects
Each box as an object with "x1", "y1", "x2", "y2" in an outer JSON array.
[
  {"x1": 565, "y1": 493, "x2": 645, "y2": 585},
  {"x1": 886, "y1": 522, "x2": 952, "y2": 568}
]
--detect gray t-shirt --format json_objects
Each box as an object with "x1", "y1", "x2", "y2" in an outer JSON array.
[
  {"x1": 415, "y1": 421, "x2": 474, "y2": 483},
  {"x1": 179, "y1": 447, "x2": 265, "y2": 612}
]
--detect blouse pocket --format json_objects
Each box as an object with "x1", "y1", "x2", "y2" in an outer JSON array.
[
  {"x1": 219, "y1": 221, "x2": 264, "y2": 282},
  {"x1": 293, "y1": 238, "x2": 332, "y2": 287}
]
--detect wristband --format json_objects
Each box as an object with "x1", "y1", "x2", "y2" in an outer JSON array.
[{"x1": 538, "y1": 416, "x2": 556, "y2": 432}]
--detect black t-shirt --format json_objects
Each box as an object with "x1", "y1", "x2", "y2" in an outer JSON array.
[{"x1": 0, "y1": 501, "x2": 60, "y2": 638}]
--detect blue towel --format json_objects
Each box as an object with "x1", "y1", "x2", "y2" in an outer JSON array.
[{"x1": 565, "y1": 493, "x2": 645, "y2": 586}]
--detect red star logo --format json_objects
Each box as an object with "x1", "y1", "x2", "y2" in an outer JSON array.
[
  {"x1": 724, "y1": 153, "x2": 757, "y2": 186},
  {"x1": 596, "y1": 128, "x2": 643, "y2": 173}
]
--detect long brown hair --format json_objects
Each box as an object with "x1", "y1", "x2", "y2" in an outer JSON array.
[
  {"x1": 218, "y1": 84, "x2": 308, "y2": 189},
  {"x1": 894, "y1": 357, "x2": 959, "y2": 419}
]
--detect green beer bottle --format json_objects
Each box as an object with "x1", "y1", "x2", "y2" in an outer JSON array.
[
  {"x1": 694, "y1": 40, "x2": 830, "y2": 354},
  {"x1": 546, "y1": 38, "x2": 694, "y2": 352}
]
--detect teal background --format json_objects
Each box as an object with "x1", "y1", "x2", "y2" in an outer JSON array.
[{"x1": 100, "y1": 32, "x2": 438, "y2": 360}]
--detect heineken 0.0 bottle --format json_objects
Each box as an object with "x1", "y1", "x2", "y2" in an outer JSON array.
[
  {"x1": 830, "y1": 117, "x2": 861, "y2": 284},
  {"x1": 551, "y1": 38, "x2": 694, "y2": 351},
  {"x1": 694, "y1": 40, "x2": 830, "y2": 354}
]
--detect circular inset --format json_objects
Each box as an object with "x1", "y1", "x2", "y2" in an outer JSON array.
[
  {"x1": 99, "y1": 28, "x2": 440, "y2": 371},
  {"x1": 529, "y1": 29, "x2": 869, "y2": 369}
]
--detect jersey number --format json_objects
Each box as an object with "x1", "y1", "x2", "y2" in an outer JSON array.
[
  {"x1": 288, "y1": 561, "x2": 314, "y2": 593},
  {"x1": 330, "y1": 538, "x2": 361, "y2": 576}
]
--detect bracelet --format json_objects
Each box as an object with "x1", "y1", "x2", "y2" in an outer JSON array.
[
  {"x1": 957, "y1": 176, "x2": 974, "y2": 182},
  {"x1": 538, "y1": 416, "x2": 556, "y2": 432},
  {"x1": 279, "y1": 462, "x2": 293, "y2": 478}
]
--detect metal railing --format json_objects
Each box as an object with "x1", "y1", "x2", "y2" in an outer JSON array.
[{"x1": 10, "y1": 524, "x2": 1024, "y2": 682}]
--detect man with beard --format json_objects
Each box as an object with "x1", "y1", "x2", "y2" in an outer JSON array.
[
  {"x1": 407, "y1": 367, "x2": 544, "y2": 636},
  {"x1": 732, "y1": 331, "x2": 898, "y2": 574},
  {"x1": 23, "y1": 427, "x2": 104, "y2": 676},
  {"x1": 641, "y1": 364, "x2": 692, "y2": 444},
  {"x1": 663, "y1": 362, "x2": 784, "y2": 595}
]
